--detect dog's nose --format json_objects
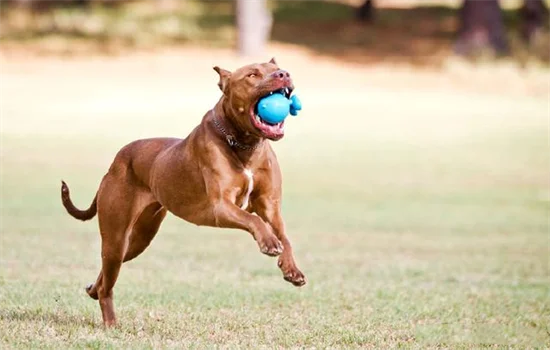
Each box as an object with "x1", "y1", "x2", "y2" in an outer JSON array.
[{"x1": 271, "y1": 69, "x2": 291, "y2": 80}]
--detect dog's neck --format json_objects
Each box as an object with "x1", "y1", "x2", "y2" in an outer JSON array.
[{"x1": 211, "y1": 98, "x2": 264, "y2": 152}]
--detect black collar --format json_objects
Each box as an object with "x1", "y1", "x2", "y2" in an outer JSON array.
[{"x1": 211, "y1": 111, "x2": 261, "y2": 151}]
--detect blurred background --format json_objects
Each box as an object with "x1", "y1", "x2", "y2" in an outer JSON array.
[
  {"x1": 1, "y1": 0, "x2": 549, "y2": 61},
  {"x1": 1, "y1": 0, "x2": 549, "y2": 348}
]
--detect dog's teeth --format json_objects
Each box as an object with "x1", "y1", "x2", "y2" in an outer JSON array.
[{"x1": 255, "y1": 115, "x2": 261, "y2": 122}]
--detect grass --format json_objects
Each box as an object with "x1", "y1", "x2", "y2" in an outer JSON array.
[{"x1": 0, "y1": 49, "x2": 549, "y2": 348}]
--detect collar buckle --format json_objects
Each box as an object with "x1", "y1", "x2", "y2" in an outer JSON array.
[
  {"x1": 212, "y1": 110, "x2": 259, "y2": 151},
  {"x1": 226, "y1": 135, "x2": 236, "y2": 147}
]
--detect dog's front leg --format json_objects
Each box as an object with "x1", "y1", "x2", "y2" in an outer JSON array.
[
  {"x1": 253, "y1": 196, "x2": 306, "y2": 287},
  {"x1": 213, "y1": 200, "x2": 283, "y2": 257}
]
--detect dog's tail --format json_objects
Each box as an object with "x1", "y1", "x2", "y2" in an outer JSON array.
[{"x1": 60, "y1": 180, "x2": 97, "y2": 221}]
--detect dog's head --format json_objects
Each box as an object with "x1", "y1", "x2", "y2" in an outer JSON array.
[{"x1": 213, "y1": 58, "x2": 294, "y2": 141}]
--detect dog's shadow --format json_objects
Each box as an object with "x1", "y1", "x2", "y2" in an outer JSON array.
[{"x1": 0, "y1": 308, "x2": 97, "y2": 329}]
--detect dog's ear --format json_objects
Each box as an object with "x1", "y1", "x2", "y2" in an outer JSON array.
[
  {"x1": 213, "y1": 66, "x2": 231, "y2": 93},
  {"x1": 269, "y1": 57, "x2": 278, "y2": 65}
]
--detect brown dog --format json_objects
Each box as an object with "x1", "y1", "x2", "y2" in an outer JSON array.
[{"x1": 61, "y1": 58, "x2": 306, "y2": 327}]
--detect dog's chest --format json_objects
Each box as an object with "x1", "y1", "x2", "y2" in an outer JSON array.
[{"x1": 237, "y1": 169, "x2": 254, "y2": 210}]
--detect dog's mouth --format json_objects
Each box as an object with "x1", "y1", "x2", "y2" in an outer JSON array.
[{"x1": 249, "y1": 86, "x2": 293, "y2": 141}]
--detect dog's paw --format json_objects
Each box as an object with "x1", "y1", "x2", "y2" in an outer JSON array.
[
  {"x1": 258, "y1": 235, "x2": 283, "y2": 257},
  {"x1": 85, "y1": 283, "x2": 99, "y2": 300},
  {"x1": 278, "y1": 258, "x2": 306, "y2": 287},
  {"x1": 283, "y1": 269, "x2": 307, "y2": 287}
]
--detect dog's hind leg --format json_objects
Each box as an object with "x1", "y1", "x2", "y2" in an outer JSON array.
[
  {"x1": 123, "y1": 202, "x2": 167, "y2": 263},
  {"x1": 98, "y1": 245, "x2": 125, "y2": 327},
  {"x1": 90, "y1": 174, "x2": 147, "y2": 327},
  {"x1": 86, "y1": 197, "x2": 164, "y2": 302},
  {"x1": 87, "y1": 200, "x2": 165, "y2": 323}
]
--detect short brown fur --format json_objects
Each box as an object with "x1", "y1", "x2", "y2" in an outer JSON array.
[{"x1": 61, "y1": 59, "x2": 306, "y2": 327}]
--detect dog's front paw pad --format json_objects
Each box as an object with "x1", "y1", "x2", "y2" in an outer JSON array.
[
  {"x1": 284, "y1": 270, "x2": 307, "y2": 287},
  {"x1": 258, "y1": 236, "x2": 283, "y2": 257}
]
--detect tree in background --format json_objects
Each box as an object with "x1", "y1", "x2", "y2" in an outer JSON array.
[
  {"x1": 236, "y1": 0, "x2": 272, "y2": 56},
  {"x1": 520, "y1": 0, "x2": 549, "y2": 44},
  {"x1": 454, "y1": 0, "x2": 509, "y2": 55},
  {"x1": 357, "y1": 0, "x2": 375, "y2": 22},
  {"x1": 357, "y1": 0, "x2": 548, "y2": 57},
  {"x1": 5, "y1": 0, "x2": 548, "y2": 58}
]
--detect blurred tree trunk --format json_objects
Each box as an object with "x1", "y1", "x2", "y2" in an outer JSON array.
[
  {"x1": 520, "y1": 0, "x2": 549, "y2": 43},
  {"x1": 454, "y1": 0, "x2": 509, "y2": 56},
  {"x1": 236, "y1": 0, "x2": 272, "y2": 56},
  {"x1": 157, "y1": 0, "x2": 177, "y2": 12},
  {"x1": 357, "y1": 0, "x2": 375, "y2": 22},
  {"x1": 12, "y1": 0, "x2": 31, "y2": 9}
]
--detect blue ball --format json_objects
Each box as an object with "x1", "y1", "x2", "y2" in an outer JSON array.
[
  {"x1": 257, "y1": 93, "x2": 290, "y2": 124},
  {"x1": 289, "y1": 95, "x2": 302, "y2": 116}
]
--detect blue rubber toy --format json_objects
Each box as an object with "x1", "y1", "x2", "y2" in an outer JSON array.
[{"x1": 257, "y1": 93, "x2": 302, "y2": 124}]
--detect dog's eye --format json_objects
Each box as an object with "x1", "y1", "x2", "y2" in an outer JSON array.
[{"x1": 248, "y1": 74, "x2": 256, "y2": 78}]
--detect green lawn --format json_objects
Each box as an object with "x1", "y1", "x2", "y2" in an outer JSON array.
[{"x1": 1, "y1": 59, "x2": 549, "y2": 348}]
